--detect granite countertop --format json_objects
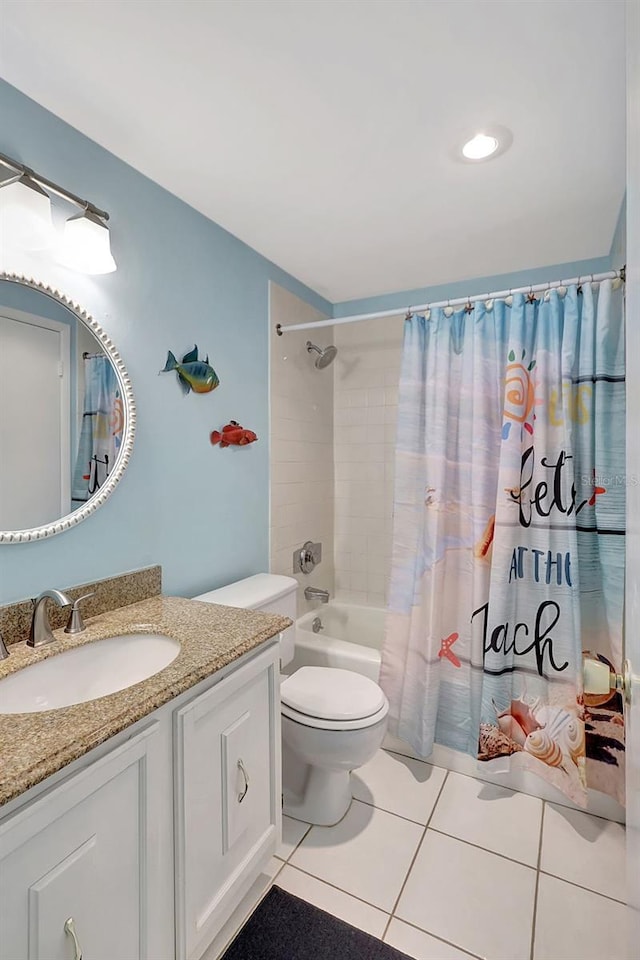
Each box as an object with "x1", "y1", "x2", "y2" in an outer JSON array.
[{"x1": 0, "y1": 595, "x2": 290, "y2": 807}]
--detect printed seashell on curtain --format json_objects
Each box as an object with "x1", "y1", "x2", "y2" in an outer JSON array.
[{"x1": 380, "y1": 279, "x2": 625, "y2": 807}]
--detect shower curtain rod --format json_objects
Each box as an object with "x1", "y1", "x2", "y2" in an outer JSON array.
[{"x1": 275, "y1": 267, "x2": 625, "y2": 335}]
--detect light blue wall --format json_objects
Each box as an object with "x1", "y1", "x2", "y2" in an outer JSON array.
[
  {"x1": 332, "y1": 257, "x2": 615, "y2": 318},
  {"x1": 0, "y1": 79, "x2": 331, "y2": 604}
]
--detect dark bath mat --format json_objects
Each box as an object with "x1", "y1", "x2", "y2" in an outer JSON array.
[{"x1": 221, "y1": 885, "x2": 412, "y2": 960}]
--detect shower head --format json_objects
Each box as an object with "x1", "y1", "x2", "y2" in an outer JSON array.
[{"x1": 306, "y1": 340, "x2": 337, "y2": 369}]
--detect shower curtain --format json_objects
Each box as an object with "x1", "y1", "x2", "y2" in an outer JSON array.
[
  {"x1": 380, "y1": 280, "x2": 625, "y2": 806},
  {"x1": 72, "y1": 355, "x2": 124, "y2": 503}
]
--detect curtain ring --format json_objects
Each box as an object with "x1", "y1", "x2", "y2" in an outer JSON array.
[
  {"x1": 405, "y1": 308, "x2": 413, "y2": 320},
  {"x1": 464, "y1": 297, "x2": 473, "y2": 314}
]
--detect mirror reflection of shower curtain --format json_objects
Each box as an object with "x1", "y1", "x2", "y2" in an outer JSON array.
[
  {"x1": 380, "y1": 280, "x2": 625, "y2": 808},
  {"x1": 72, "y1": 355, "x2": 123, "y2": 503}
]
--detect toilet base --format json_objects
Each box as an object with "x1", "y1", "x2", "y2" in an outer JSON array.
[{"x1": 283, "y1": 765, "x2": 353, "y2": 826}]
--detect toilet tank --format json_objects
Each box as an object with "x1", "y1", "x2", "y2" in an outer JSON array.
[{"x1": 193, "y1": 574, "x2": 298, "y2": 666}]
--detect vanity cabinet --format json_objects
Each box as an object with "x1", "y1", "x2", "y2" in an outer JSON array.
[
  {"x1": 175, "y1": 643, "x2": 281, "y2": 960},
  {"x1": 0, "y1": 724, "x2": 160, "y2": 960},
  {"x1": 0, "y1": 639, "x2": 281, "y2": 960}
]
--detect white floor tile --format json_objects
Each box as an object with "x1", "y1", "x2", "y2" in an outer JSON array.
[
  {"x1": 540, "y1": 803, "x2": 626, "y2": 902},
  {"x1": 265, "y1": 856, "x2": 284, "y2": 880},
  {"x1": 289, "y1": 798, "x2": 423, "y2": 911},
  {"x1": 351, "y1": 749, "x2": 447, "y2": 824},
  {"x1": 275, "y1": 815, "x2": 311, "y2": 861},
  {"x1": 384, "y1": 919, "x2": 478, "y2": 959},
  {"x1": 429, "y1": 770, "x2": 542, "y2": 866},
  {"x1": 533, "y1": 874, "x2": 629, "y2": 960},
  {"x1": 275, "y1": 865, "x2": 389, "y2": 939},
  {"x1": 396, "y1": 830, "x2": 536, "y2": 960}
]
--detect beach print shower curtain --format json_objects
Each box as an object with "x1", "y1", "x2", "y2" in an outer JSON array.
[
  {"x1": 72, "y1": 355, "x2": 124, "y2": 503},
  {"x1": 380, "y1": 280, "x2": 625, "y2": 805}
]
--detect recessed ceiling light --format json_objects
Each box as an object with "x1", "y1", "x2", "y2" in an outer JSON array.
[{"x1": 462, "y1": 133, "x2": 499, "y2": 160}]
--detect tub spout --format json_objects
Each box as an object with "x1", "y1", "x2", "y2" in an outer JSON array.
[{"x1": 304, "y1": 586, "x2": 330, "y2": 603}]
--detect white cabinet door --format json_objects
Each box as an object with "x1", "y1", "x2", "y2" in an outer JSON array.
[
  {"x1": 175, "y1": 644, "x2": 281, "y2": 960},
  {"x1": 0, "y1": 724, "x2": 159, "y2": 960}
]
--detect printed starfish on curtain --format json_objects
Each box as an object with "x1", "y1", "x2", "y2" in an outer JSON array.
[{"x1": 438, "y1": 632, "x2": 461, "y2": 667}]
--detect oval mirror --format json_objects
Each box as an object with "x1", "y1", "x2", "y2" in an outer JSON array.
[{"x1": 0, "y1": 273, "x2": 135, "y2": 542}]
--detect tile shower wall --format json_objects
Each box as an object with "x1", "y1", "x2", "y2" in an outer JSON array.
[
  {"x1": 269, "y1": 283, "x2": 335, "y2": 615},
  {"x1": 333, "y1": 315, "x2": 404, "y2": 606}
]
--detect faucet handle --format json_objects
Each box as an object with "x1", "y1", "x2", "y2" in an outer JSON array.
[{"x1": 64, "y1": 593, "x2": 95, "y2": 635}]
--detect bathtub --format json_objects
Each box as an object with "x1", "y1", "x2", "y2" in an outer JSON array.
[{"x1": 291, "y1": 602, "x2": 385, "y2": 681}]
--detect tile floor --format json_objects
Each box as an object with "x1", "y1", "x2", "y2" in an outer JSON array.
[{"x1": 266, "y1": 748, "x2": 628, "y2": 960}]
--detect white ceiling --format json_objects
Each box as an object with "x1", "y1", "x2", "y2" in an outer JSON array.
[{"x1": 0, "y1": 0, "x2": 626, "y2": 303}]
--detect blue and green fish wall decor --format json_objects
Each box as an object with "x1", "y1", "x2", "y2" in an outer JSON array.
[{"x1": 161, "y1": 345, "x2": 220, "y2": 395}]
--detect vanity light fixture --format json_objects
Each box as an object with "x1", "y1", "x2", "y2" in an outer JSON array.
[
  {"x1": 0, "y1": 173, "x2": 54, "y2": 250},
  {"x1": 57, "y1": 208, "x2": 117, "y2": 275},
  {"x1": 0, "y1": 150, "x2": 116, "y2": 274}
]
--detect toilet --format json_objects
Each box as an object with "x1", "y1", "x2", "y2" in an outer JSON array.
[{"x1": 194, "y1": 574, "x2": 388, "y2": 826}]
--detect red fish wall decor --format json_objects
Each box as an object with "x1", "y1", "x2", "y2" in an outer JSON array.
[{"x1": 210, "y1": 421, "x2": 258, "y2": 448}]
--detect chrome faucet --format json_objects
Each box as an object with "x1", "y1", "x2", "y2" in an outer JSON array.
[
  {"x1": 304, "y1": 586, "x2": 330, "y2": 604},
  {"x1": 28, "y1": 589, "x2": 73, "y2": 648}
]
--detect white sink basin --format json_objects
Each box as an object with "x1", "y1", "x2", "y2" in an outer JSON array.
[{"x1": 0, "y1": 633, "x2": 181, "y2": 714}]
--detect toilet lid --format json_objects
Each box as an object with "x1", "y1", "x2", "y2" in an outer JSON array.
[{"x1": 281, "y1": 667, "x2": 386, "y2": 721}]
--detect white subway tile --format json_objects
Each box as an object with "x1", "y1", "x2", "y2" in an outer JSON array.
[
  {"x1": 384, "y1": 405, "x2": 398, "y2": 425},
  {"x1": 348, "y1": 590, "x2": 369, "y2": 604},
  {"x1": 349, "y1": 388, "x2": 369, "y2": 407},
  {"x1": 367, "y1": 572, "x2": 386, "y2": 594},
  {"x1": 349, "y1": 570, "x2": 367, "y2": 592},
  {"x1": 349, "y1": 407, "x2": 368, "y2": 426},
  {"x1": 367, "y1": 387, "x2": 385, "y2": 407},
  {"x1": 366, "y1": 443, "x2": 386, "y2": 462},
  {"x1": 365, "y1": 406, "x2": 386, "y2": 426},
  {"x1": 367, "y1": 592, "x2": 386, "y2": 607}
]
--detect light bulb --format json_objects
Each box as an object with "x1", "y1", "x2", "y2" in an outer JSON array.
[
  {"x1": 462, "y1": 134, "x2": 499, "y2": 160},
  {"x1": 57, "y1": 210, "x2": 117, "y2": 274},
  {"x1": 0, "y1": 175, "x2": 54, "y2": 250}
]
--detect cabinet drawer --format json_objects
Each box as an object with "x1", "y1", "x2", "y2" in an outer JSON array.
[
  {"x1": 0, "y1": 724, "x2": 158, "y2": 960},
  {"x1": 175, "y1": 645, "x2": 280, "y2": 960}
]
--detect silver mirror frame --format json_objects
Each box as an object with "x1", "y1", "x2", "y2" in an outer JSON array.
[{"x1": 0, "y1": 273, "x2": 136, "y2": 543}]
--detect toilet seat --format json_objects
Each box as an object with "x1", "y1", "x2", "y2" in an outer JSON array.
[
  {"x1": 281, "y1": 666, "x2": 389, "y2": 731},
  {"x1": 281, "y1": 699, "x2": 389, "y2": 731}
]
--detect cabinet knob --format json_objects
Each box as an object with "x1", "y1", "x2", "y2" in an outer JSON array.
[
  {"x1": 64, "y1": 917, "x2": 83, "y2": 960},
  {"x1": 237, "y1": 758, "x2": 250, "y2": 803}
]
